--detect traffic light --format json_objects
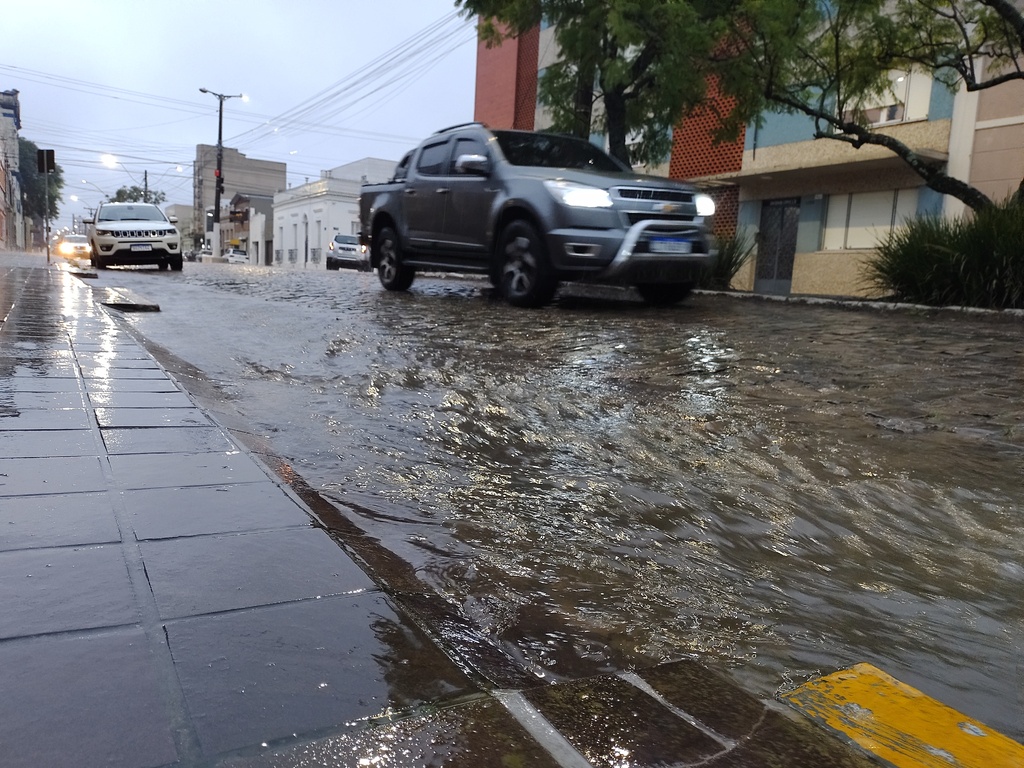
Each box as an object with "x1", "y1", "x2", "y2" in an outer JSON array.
[
  {"x1": 36, "y1": 149, "x2": 55, "y2": 173},
  {"x1": 214, "y1": 168, "x2": 224, "y2": 195}
]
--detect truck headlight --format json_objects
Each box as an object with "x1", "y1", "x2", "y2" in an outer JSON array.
[
  {"x1": 696, "y1": 194, "x2": 716, "y2": 217},
  {"x1": 543, "y1": 180, "x2": 613, "y2": 208}
]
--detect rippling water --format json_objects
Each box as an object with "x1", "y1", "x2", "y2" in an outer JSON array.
[{"x1": 120, "y1": 265, "x2": 1024, "y2": 738}]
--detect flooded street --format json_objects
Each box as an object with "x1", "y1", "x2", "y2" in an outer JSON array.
[{"x1": 97, "y1": 263, "x2": 1023, "y2": 740}]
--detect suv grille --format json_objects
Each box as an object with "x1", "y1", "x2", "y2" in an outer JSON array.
[{"x1": 102, "y1": 229, "x2": 173, "y2": 238}]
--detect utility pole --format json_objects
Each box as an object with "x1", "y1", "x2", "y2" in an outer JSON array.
[
  {"x1": 199, "y1": 88, "x2": 243, "y2": 260},
  {"x1": 143, "y1": 170, "x2": 148, "y2": 203}
]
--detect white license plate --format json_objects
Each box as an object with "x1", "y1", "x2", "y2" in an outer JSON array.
[
  {"x1": 130, "y1": 243, "x2": 153, "y2": 252},
  {"x1": 648, "y1": 238, "x2": 693, "y2": 254}
]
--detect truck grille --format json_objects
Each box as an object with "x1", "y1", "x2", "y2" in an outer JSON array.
[
  {"x1": 624, "y1": 212, "x2": 698, "y2": 225},
  {"x1": 614, "y1": 187, "x2": 694, "y2": 204}
]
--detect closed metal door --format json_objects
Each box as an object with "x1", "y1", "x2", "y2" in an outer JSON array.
[{"x1": 755, "y1": 198, "x2": 800, "y2": 295}]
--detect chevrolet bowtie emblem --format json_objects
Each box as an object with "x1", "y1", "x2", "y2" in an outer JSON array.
[{"x1": 655, "y1": 203, "x2": 680, "y2": 213}]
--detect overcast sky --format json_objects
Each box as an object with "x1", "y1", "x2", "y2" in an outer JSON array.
[{"x1": 4, "y1": 0, "x2": 479, "y2": 229}]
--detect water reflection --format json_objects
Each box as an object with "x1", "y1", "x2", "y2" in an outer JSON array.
[{"x1": 123, "y1": 267, "x2": 1024, "y2": 739}]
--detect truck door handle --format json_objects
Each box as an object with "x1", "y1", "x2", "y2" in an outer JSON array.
[
  {"x1": 436, "y1": 188, "x2": 450, "y2": 194},
  {"x1": 404, "y1": 189, "x2": 416, "y2": 196}
]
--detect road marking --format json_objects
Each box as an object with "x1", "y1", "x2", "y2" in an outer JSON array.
[
  {"x1": 493, "y1": 690, "x2": 595, "y2": 768},
  {"x1": 781, "y1": 662, "x2": 1024, "y2": 768}
]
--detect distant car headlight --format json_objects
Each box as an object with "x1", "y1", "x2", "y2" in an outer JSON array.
[
  {"x1": 695, "y1": 194, "x2": 716, "y2": 217},
  {"x1": 59, "y1": 242, "x2": 72, "y2": 254},
  {"x1": 543, "y1": 180, "x2": 613, "y2": 208}
]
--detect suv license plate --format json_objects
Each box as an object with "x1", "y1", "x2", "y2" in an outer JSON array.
[
  {"x1": 649, "y1": 238, "x2": 692, "y2": 254},
  {"x1": 130, "y1": 243, "x2": 153, "y2": 252}
]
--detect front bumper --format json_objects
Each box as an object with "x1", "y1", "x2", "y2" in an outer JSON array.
[
  {"x1": 547, "y1": 219, "x2": 713, "y2": 285},
  {"x1": 94, "y1": 243, "x2": 181, "y2": 265}
]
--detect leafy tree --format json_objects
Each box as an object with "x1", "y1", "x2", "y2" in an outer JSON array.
[
  {"x1": 456, "y1": 0, "x2": 725, "y2": 166},
  {"x1": 18, "y1": 137, "x2": 64, "y2": 220},
  {"x1": 108, "y1": 185, "x2": 166, "y2": 205},
  {"x1": 716, "y1": 0, "x2": 1024, "y2": 211}
]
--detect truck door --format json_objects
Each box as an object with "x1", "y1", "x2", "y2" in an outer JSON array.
[
  {"x1": 405, "y1": 138, "x2": 452, "y2": 251},
  {"x1": 443, "y1": 136, "x2": 497, "y2": 263}
]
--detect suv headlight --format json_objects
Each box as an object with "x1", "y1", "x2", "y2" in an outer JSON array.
[
  {"x1": 695, "y1": 194, "x2": 716, "y2": 217},
  {"x1": 544, "y1": 180, "x2": 613, "y2": 208}
]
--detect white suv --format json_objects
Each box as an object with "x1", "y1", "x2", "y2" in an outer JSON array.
[{"x1": 88, "y1": 202, "x2": 183, "y2": 271}]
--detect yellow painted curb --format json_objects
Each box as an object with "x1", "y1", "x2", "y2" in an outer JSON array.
[{"x1": 781, "y1": 663, "x2": 1024, "y2": 768}]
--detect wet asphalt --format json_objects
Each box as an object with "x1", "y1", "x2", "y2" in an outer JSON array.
[{"x1": 0, "y1": 251, "x2": 892, "y2": 766}]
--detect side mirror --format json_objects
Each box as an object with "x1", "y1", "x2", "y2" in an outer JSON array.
[
  {"x1": 455, "y1": 153, "x2": 490, "y2": 176},
  {"x1": 168, "y1": 216, "x2": 178, "y2": 224}
]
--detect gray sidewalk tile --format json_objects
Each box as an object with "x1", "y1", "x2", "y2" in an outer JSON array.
[
  {"x1": 0, "y1": 390, "x2": 87, "y2": 409},
  {"x1": 140, "y1": 527, "x2": 375, "y2": 619},
  {"x1": 0, "y1": 407, "x2": 93, "y2": 431},
  {"x1": 5, "y1": 339, "x2": 72, "y2": 353},
  {"x1": 0, "y1": 376, "x2": 83, "y2": 393},
  {"x1": 77, "y1": 351, "x2": 160, "y2": 366},
  {"x1": 102, "y1": 425, "x2": 235, "y2": 455},
  {"x1": 0, "y1": 544, "x2": 138, "y2": 638},
  {"x1": 0, "y1": 492, "x2": 121, "y2": 551},
  {"x1": 166, "y1": 594, "x2": 475, "y2": 757},
  {"x1": 0, "y1": 628, "x2": 178, "y2": 768},
  {"x1": 85, "y1": 377, "x2": 181, "y2": 393},
  {"x1": 83, "y1": 368, "x2": 169, "y2": 380},
  {"x1": 88, "y1": 390, "x2": 195, "y2": 408},
  {"x1": 1, "y1": 358, "x2": 79, "y2": 377},
  {"x1": 81, "y1": 361, "x2": 164, "y2": 379},
  {"x1": 0, "y1": 455, "x2": 107, "y2": 495},
  {"x1": 0, "y1": 429, "x2": 96, "y2": 458},
  {"x1": 124, "y1": 482, "x2": 313, "y2": 540},
  {"x1": 94, "y1": 406, "x2": 213, "y2": 429},
  {"x1": 109, "y1": 451, "x2": 270, "y2": 489}
]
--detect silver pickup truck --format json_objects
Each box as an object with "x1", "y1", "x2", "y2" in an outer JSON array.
[{"x1": 358, "y1": 123, "x2": 716, "y2": 307}]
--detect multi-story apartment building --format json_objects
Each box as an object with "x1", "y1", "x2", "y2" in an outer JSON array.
[
  {"x1": 473, "y1": 27, "x2": 1024, "y2": 298},
  {"x1": 193, "y1": 144, "x2": 286, "y2": 253},
  {"x1": 0, "y1": 89, "x2": 24, "y2": 250}
]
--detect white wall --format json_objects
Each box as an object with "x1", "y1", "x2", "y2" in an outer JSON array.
[{"x1": 272, "y1": 157, "x2": 397, "y2": 269}]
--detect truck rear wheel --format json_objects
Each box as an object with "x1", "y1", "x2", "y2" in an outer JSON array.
[
  {"x1": 375, "y1": 226, "x2": 415, "y2": 291},
  {"x1": 497, "y1": 220, "x2": 557, "y2": 308}
]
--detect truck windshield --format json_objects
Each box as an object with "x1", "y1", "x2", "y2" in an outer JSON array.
[{"x1": 493, "y1": 131, "x2": 627, "y2": 172}]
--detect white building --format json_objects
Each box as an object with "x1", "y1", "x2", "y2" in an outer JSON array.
[{"x1": 272, "y1": 158, "x2": 396, "y2": 269}]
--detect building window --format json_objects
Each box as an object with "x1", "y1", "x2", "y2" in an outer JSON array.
[
  {"x1": 823, "y1": 188, "x2": 918, "y2": 249},
  {"x1": 842, "y1": 70, "x2": 931, "y2": 127}
]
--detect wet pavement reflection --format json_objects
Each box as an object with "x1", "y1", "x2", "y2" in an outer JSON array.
[{"x1": 93, "y1": 262, "x2": 1024, "y2": 741}]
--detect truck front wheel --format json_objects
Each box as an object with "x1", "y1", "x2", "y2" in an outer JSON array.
[
  {"x1": 497, "y1": 220, "x2": 557, "y2": 308},
  {"x1": 375, "y1": 226, "x2": 415, "y2": 291}
]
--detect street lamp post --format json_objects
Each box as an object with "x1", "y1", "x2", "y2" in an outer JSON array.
[{"x1": 200, "y1": 88, "x2": 243, "y2": 260}]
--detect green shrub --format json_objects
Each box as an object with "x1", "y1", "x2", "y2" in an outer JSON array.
[
  {"x1": 701, "y1": 231, "x2": 755, "y2": 290},
  {"x1": 865, "y1": 199, "x2": 1024, "y2": 309}
]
